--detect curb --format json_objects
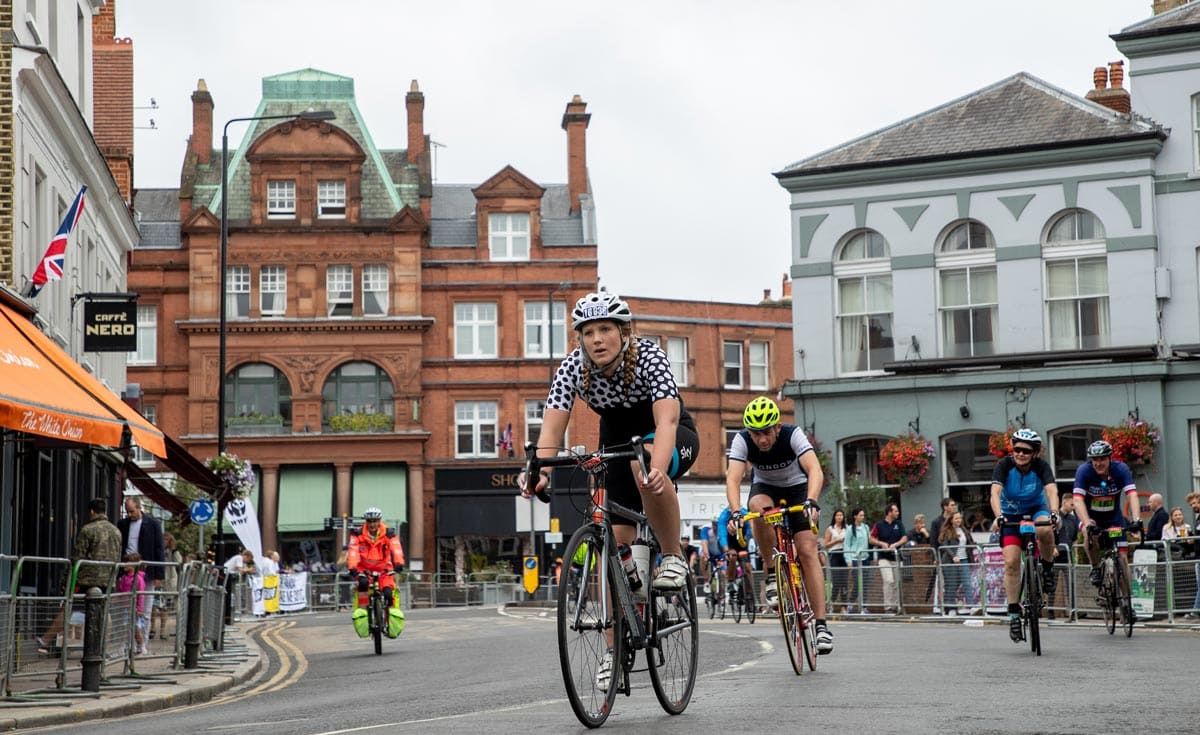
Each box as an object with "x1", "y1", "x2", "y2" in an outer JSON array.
[{"x1": 0, "y1": 632, "x2": 262, "y2": 732}]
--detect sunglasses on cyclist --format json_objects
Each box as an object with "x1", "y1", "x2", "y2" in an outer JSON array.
[{"x1": 1012, "y1": 447, "x2": 1035, "y2": 456}]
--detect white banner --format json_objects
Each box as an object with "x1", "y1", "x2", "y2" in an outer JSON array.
[
  {"x1": 279, "y1": 572, "x2": 308, "y2": 612},
  {"x1": 226, "y1": 496, "x2": 263, "y2": 558}
]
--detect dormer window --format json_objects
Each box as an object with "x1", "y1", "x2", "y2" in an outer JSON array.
[
  {"x1": 488, "y1": 213, "x2": 530, "y2": 260},
  {"x1": 267, "y1": 180, "x2": 296, "y2": 218},
  {"x1": 318, "y1": 180, "x2": 346, "y2": 219}
]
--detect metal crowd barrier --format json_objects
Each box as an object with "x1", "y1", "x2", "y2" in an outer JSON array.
[{"x1": 1, "y1": 556, "x2": 229, "y2": 699}]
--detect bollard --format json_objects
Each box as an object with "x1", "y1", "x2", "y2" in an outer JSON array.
[
  {"x1": 80, "y1": 587, "x2": 105, "y2": 692},
  {"x1": 184, "y1": 585, "x2": 203, "y2": 669}
]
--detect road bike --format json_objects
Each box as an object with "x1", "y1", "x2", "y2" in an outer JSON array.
[
  {"x1": 724, "y1": 551, "x2": 756, "y2": 624},
  {"x1": 1006, "y1": 515, "x2": 1051, "y2": 656},
  {"x1": 705, "y1": 557, "x2": 726, "y2": 620},
  {"x1": 348, "y1": 570, "x2": 397, "y2": 655},
  {"x1": 1089, "y1": 525, "x2": 1135, "y2": 638},
  {"x1": 524, "y1": 437, "x2": 699, "y2": 728},
  {"x1": 741, "y1": 503, "x2": 817, "y2": 674}
]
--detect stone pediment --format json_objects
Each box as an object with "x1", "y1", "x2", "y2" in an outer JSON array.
[
  {"x1": 472, "y1": 165, "x2": 546, "y2": 200},
  {"x1": 388, "y1": 205, "x2": 428, "y2": 233},
  {"x1": 182, "y1": 206, "x2": 220, "y2": 231},
  {"x1": 246, "y1": 119, "x2": 365, "y2": 162}
]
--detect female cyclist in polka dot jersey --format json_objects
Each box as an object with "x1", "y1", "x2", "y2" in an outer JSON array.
[{"x1": 525, "y1": 292, "x2": 699, "y2": 590}]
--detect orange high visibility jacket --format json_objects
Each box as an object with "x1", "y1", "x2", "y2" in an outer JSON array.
[{"x1": 347, "y1": 522, "x2": 406, "y2": 572}]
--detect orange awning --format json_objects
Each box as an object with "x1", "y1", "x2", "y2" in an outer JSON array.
[{"x1": 0, "y1": 303, "x2": 165, "y2": 456}]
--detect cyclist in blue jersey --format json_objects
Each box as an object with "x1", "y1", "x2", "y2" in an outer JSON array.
[
  {"x1": 725, "y1": 396, "x2": 831, "y2": 654},
  {"x1": 1073, "y1": 439, "x2": 1141, "y2": 592},
  {"x1": 717, "y1": 505, "x2": 757, "y2": 604},
  {"x1": 698, "y1": 517, "x2": 723, "y2": 586},
  {"x1": 989, "y1": 428, "x2": 1060, "y2": 643}
]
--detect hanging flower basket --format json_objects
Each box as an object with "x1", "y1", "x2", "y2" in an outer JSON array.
[
  {"x1": 1101, "y1": 417, "x2": 1162, "y2": 465},
  {"x1": 987, "y1": 428, "x2": 1015, "y2": 458},
  {"x1": 805, "y1": 430, "x2": 832, "y2": 476},
  {"x1": 206, "y1": 452, "x2": 255, "y2": 498},
  {"x1": 877, "y1": 433, "x2": 936, "y2": 490}
]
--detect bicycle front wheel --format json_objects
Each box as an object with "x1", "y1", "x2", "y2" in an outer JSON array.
[
  {"x1": 647, "y1": 570, "x2": 698, "y2": 715},
  {"x1": 706, "y1": 574, "x2": 716, "y2": 619},
  {"x1": 731, "y1": 579, "x2": 743, "y2": 624},
  {"x1": 774, "y1": 556, "x2": 804, "y2": 675},
  {"x1": 745, "y1": 575, "x2": 757, "y2": 624},
  {"x1": 792, "y1": 561, "x2": 818, "y2": 671},
  {"x1": 558, "y1": 525, "x2": 621, "y2": 728},
  {"x1": 371, "y1": 593, "x2": 384, "y2": 656},
  {"x1": 1102, "y1": 558, "x2": 1117, "y2": 635},
  {"x1": 1114, "y1": 557, "x2": 1134, "y2": 638},
  {"x1": 1023, "y1": 553, "x2": 1041, "y2": 656}
]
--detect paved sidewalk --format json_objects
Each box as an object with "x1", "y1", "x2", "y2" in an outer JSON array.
[{"x1": 0, "y1": 625, "x2": 262, "y2": 732}]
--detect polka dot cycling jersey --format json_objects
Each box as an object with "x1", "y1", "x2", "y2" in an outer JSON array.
[{"x1": 546, "y1": 338, "x2": 680, "y2": 417}]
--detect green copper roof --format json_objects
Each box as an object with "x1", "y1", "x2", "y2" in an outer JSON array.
[{"x1": 262, "y1": 68, "x2": 355, "y2": 100}]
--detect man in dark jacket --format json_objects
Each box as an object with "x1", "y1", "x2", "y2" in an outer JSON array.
[
  {"x1": 39, "y1": 497, "x2": 122, "y2": 651},
  {"x1": 119, "y1": 496, "x2": 166, "y2": 586},
  {"x1": 1144, "y1": 493, "x2": 1168, "y2": 542}
]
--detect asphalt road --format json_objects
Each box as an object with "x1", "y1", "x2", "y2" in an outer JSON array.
[{"x1": 24, "y1": 607, "x2": 1198, "y2": 734}]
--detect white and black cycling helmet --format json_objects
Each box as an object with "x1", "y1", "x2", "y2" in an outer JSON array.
[
  {"x1": 1087, "y1": 440, "x2": 1113, "y2": 458},
  {"x1": 571, "y1": 292, "x2": 633, "y2": 331},
  {"x1": 363, "y1": 506, "x2": 383, "y2": 521},
  {"x1": 1011, "y1": 428, "x2": 1042, "y2": 450}
]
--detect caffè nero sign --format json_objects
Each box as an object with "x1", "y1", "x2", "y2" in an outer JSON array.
[{"x1": 83, "y1": 302, "x2": 137, "y2": 352}]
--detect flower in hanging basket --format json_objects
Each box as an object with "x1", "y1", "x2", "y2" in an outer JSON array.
[
  {"x1": 805, "y1": 431, "x2": 832, "y2": 476},
  {"x1": 987, "y1": 429, "x2": 1014, "y2": 458},
  {"x1": 1101, "y1": 417, "x2": 1162, "y2": 465},
  {"x1": 877, "y1": 433, "x2": 936, "y2": 490},
  {"x1": 206, "y1": 452, "x2": 255, "y2": 498}
]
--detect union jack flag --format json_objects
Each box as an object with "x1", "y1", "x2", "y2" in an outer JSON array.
[
  {"x1": 497, "y1": 422, "x2": 514, "y2": 456},
  {"x1": 27, "y1": 185, "x2": 87, "y2": 298}
]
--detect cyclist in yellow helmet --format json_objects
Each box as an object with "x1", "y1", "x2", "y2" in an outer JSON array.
[{"x1": 725, "y1": 396, "x2": 832, "y2": 654}]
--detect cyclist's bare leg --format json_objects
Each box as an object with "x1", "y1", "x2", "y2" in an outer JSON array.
[
  {"x1": 1002, "y1": 543, "x2": 1023, "y2": 604},
  {"x1": 794, "y1": 529, "x2": 827, "y2": 619},
  {"x1": 1118, "y1": 549, "x2": 1132, "y2": 596},
  {"x1": 1036, "y1": 525, "x2": 1056, "y2": 562},
  {"x1": 632, "y1": 453, "x2": 682, "y2": 557},
  {"x1": 1083, "y1": 531, "x2": 1101, "y2": 569}
]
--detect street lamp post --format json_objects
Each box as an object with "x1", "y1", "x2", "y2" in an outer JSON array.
[{"x1": 216, "y1": 109, "x2": 335, "y2": 563}]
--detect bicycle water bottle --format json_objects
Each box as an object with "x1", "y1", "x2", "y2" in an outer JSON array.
[
  {"x1": 631, "y1": 539, "x2": 651, "y2": 599},
  {"x1": 618, "y1": 544, "x2": 642, "y2": 591}
]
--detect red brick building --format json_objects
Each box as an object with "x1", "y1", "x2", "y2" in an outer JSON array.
[{"x1": 129, "y1": 70, "x2": 791, "y2": 577}]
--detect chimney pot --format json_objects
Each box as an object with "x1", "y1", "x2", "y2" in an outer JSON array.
[
  {"x1": 1092, "y1": 66, "x2": 1108, "y2": 90},
  {"x1": 1108, "y1": 60, "x2": 1124, "y2": 89}
]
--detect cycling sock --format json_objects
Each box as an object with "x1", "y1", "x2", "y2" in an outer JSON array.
[
  {"x1": 1007, "y1": 602, "x2": 1020, "y2": 615},
  {"x1": 1041, "y1": 559, "x2": 1054, "y2": 575},
  {"x1": 815, "y1": 619, "x2": 826, "y2": 628}
]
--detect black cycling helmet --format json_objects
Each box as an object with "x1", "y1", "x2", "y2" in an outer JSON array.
[
  {"x1": 1011, "y1": 428, "x2": 1042, "y2": 450},
  {"x1": 1087, "y1": 440, "x2": 1113, "y2": 458}
]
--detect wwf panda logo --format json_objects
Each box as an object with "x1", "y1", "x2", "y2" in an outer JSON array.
[{"x1": 226, "y1": 499, "x2": 249, "y2": 522}]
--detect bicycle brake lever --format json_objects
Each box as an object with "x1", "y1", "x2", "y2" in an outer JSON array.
[{"x1": 630, "y1": 435, "x2": 650, "y2": 485}]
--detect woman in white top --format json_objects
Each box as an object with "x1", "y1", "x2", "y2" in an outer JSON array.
[
  {"x1": 1162, "y1": 507, "x2": 1191, "y2": 540},
  {"x1": 823, "y1": 510, "x2": 848, "y2": 610}
]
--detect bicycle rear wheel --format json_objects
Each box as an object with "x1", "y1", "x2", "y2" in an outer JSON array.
[
  {"x1": 1114, "y1": 557, "x2": 1134, "y2": 638},
  {"x1": 647, "y1": 570, "x2": 698, "y2": 715},
  {"x1": 706, "y1": 573, "x2": 716, "y2": 619},
  {"x1": 730, "y1": 579, "x2": 743, "y2": 623},
  {"x1": 745, "y1": 574, "x2": 757, "y2": 624},
  {"x1": 774, "y1": 556, "x2": 804, "y2": 675},
  {"x1": 1023, "y1": 553, "x2": 1041, "y2": 656},
  {"x1": 792, "y1": 562, "x2": 818, "y2": 671},
  {"x1": 558, "y1": 525, "x2": 621, "y2": 728},
  {"x1": 1101, "y1": 558, "x2": 1117, "y2": 635}
]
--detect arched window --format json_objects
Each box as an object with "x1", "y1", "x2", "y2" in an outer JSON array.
[
  {"x1": 1043, "y1": 209, "x2": 1108, "y2": 350},
  {"x1": 834, "y1": 230, "x2": 893, "y2": 373},
  {"x1": 937, "y1": 220, "x2": 996, "y2": 357},
  {"x1": 941, "y1": 431, "x2": 994, "y2": 531},
  {"x1": 322, "y1": 362, "x2": 394, "y2": 431},
  {"x1": 1048, "y1": 425, "x2": 1103, "y2": 498},
  {"x1": 224, "y1": 363, "x2": 291, "y2": 434}
]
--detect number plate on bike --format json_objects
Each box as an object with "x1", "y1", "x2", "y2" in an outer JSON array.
[
  {"x1": 1019, "y1": 521, "x2": 1035, "y2": 535},
  {"x1": 1107, "y1": 528, "x2": 1123, "y2": 538},
  {"x1": 763, "y1": 510, "x2": 784, "y2": 524}
]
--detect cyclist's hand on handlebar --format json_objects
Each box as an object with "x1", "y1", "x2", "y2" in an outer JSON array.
[
  {"x1": 639, "y1": 466, "x2": 668, "y2": 495},
  {"x1": 518, "y1": 469, "x2": 550, "y2": 500},
  {"x1": 1050, "y1": 511, "x2": 1061, "y2": 529}
]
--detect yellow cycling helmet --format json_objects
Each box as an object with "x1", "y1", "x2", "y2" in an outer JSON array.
[{"x1": 743, "y1": 396, "x2": 781, "y2": 430}]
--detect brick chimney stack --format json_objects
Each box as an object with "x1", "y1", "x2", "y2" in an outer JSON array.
[
  {"x1": 1085, "y1": 61, "x2": 1130, "y2": 114},
  {"x1": 561, "y1": 95, "x2": 591, "y2": 214},
  {"x1": 1153, "y1": 0, "x2": 1191, "y2": 14},
  {"x1": 190, "y1": 79, "x2": 214, "y2": 166},
  {"x1": 92, "y1": 0, "x2": 134, "y2": 204},
  {"x1": 406, "y1": 79, "x2": 425, "y2": 164}
]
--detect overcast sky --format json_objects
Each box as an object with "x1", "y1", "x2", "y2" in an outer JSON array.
[{"x1": 118, "y1": 0, "x2": 1151, "y2": 304}]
